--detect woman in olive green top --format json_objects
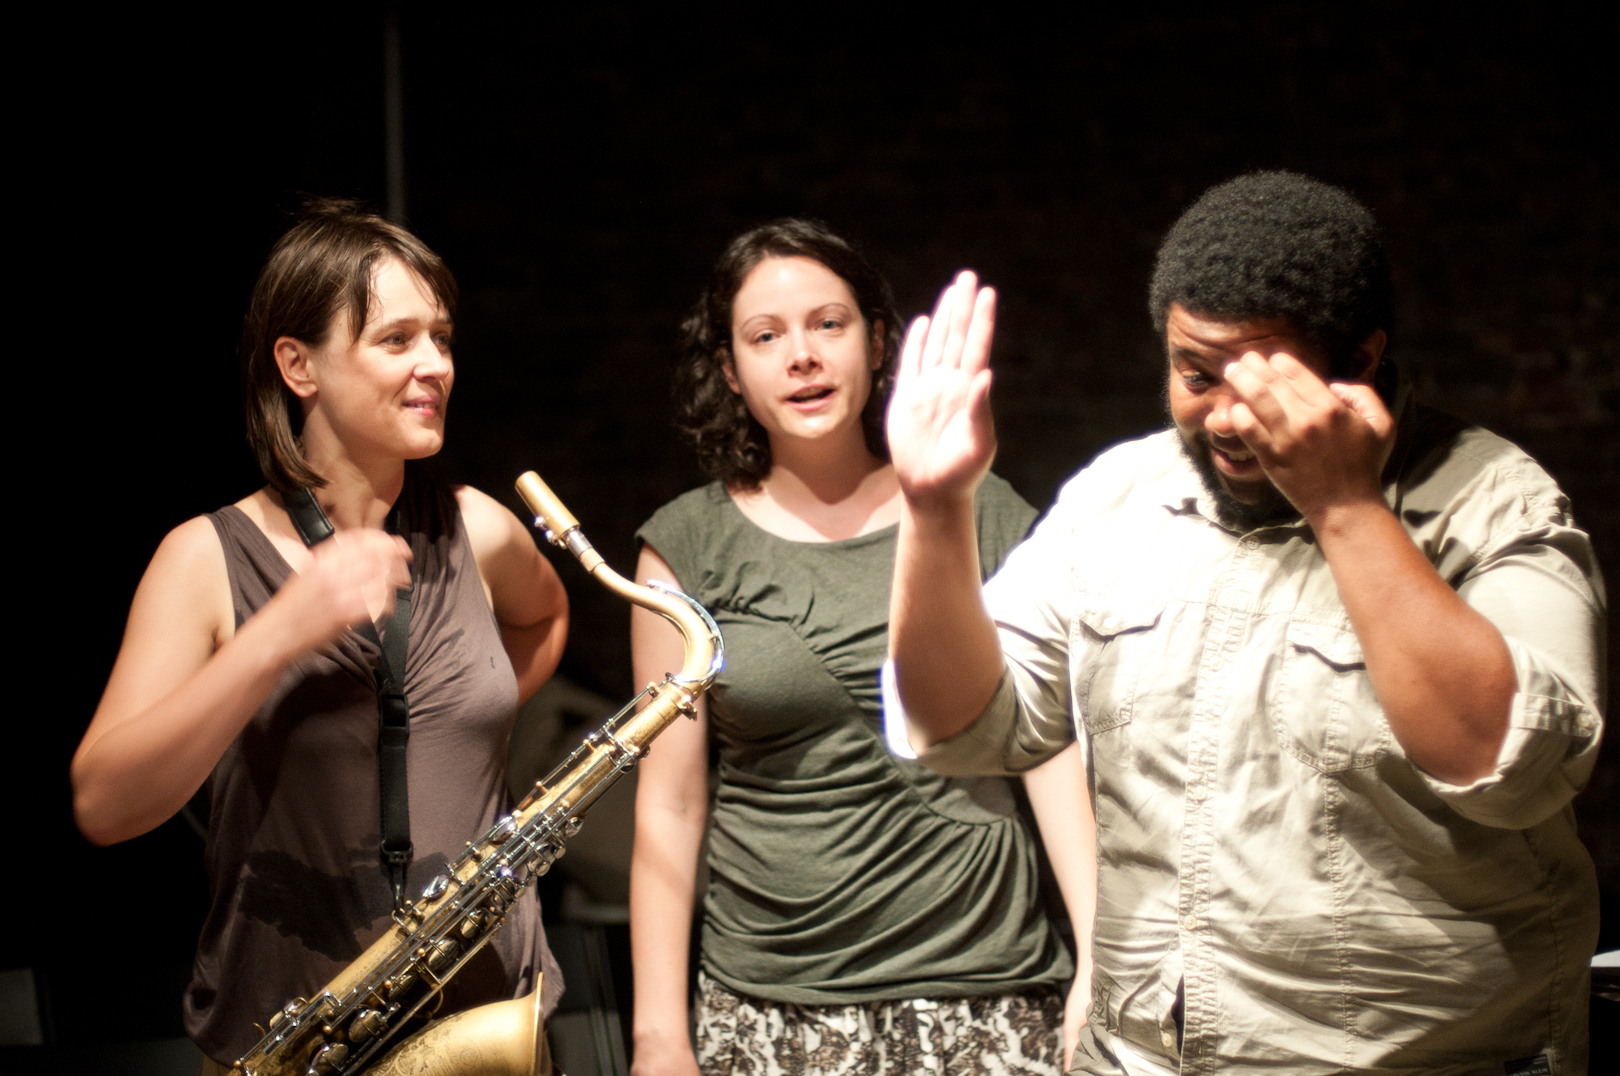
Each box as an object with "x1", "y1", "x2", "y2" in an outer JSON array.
[{"x1": 629, "y1": 220, "x2": 1097, "y2": 1076}]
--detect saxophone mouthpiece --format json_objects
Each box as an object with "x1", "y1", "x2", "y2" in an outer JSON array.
[
  {"x1": 515, "y1": 471, "x2": 604, "y2": 571},
  {"x1": 515, "y1": 471, "x2": 578, "y2": 538}
]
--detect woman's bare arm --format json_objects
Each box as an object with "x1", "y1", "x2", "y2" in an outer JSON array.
[
  {"x1": 457, "y1": 486, "x2": 569, "y2": 704},
  {"x1": 629, "y1": 544, "x2": 708, "y2": 1076},
  {"x1": 72, "y1": 515, "x2": 410, "y2": 845},
  {"x1": 1022, "y1": 743, "x2": 1097, "y2": 1072}
]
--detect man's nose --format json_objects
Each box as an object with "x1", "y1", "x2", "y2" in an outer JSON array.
[{"x1": 1204, "y1": 388, "x2": 1238, "y2": 435}]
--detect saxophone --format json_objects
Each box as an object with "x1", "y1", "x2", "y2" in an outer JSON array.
[{"x1": 230, "y1": 471, "x2": 723, "y2": 1076}]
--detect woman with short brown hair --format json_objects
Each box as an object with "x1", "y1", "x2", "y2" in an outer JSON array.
[{"x1": 72, "y1": 199, "x2": 570, "y2": 1069}]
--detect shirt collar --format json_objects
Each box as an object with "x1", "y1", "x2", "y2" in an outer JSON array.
[{"x1": 1151, "y1": 435, "x2": 1215, "y2": 520}]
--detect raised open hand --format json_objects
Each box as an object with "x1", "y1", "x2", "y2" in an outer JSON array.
[{"x1": 886, "y1": 271, "x2": 999, "y2": 508}]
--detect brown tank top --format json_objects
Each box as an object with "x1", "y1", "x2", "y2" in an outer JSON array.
[{"x1": 184, "y1": 505, "x2": 561, "y2": 1063}]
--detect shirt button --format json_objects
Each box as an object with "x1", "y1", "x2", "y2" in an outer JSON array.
[
  {"x1": 1189, "y1": 785, "x2": 1208, "y2": 801},
  {"x1": 1162, "y1": 1029, "x2": 1177, "y2": 1050},
  {"x1": 1181, "y1": 914, "x2": 1198, "y2": 931}
]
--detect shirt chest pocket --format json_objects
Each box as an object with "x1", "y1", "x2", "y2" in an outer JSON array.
[
  {"x1": 1073, "y1": 601, "x2": 1163, "y2": 734},
  {"x1": 1269, "y1": 618, "x2": 1391, "y2": 773}
]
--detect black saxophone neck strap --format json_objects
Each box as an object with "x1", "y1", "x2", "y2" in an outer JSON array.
[
  {"x1": 283, "y1": 487, "x2": 336, "y2": 547},
  {"x1": 285, "y1": 487, "x2": 415, "y2": 913}
]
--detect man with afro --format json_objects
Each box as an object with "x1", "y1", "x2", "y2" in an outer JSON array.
[{"x1": 885, "y1": 172, "x2": 1603, "y2": 1073}]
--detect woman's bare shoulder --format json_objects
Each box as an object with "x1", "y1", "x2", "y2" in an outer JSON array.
[
  {"x1": 146, "y1": 484, "x2": 278, "y2": 642},
  {"x1": 138, "y1": 514, "x2": 233, "y2": 647},
  {"x1": 454, "y1": 485, "x2": 547, "y2": 586},
  {"x1": 454, "y1": 484, "x2": 524, "y2": 550},
  {"x1": 160, "y1": 512, "x2": 223, "y2": 551},
  {"x1": 224, "y1": 487, "x2": 309, "y2": 573},
  {"x1": 454, "y1": 483, "x2": 501, "y2": 514},
  {"x1": 454, "y1": 484, "x2": 564, "y2": 625},
  {"x1": 232, "y1": 488, "x2": 275, "y2": 524}
]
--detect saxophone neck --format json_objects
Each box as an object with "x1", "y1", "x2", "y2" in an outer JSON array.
[
  {"x1": 640, "y1": 579, "x2": 724, "y2": 691},
  {"x1": 514, "y1": 471, "x2": 724, "y2": 693}
]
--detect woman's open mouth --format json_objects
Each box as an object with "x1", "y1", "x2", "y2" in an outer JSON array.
[{"x1": 787, "y1": 386, "x2": 835, "y2": 407}]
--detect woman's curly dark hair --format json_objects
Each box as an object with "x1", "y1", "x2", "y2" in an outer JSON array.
[
  {"x1": 1149, "y1": 171, "x2": 1394, "y2": 375},
  {"x1": 674, "y1": 219, "x2": 903, "y2": 489}
]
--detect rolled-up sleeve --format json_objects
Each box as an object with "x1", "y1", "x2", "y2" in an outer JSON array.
[
  {"x1": 882, "y1": 664, "x2": 1038, "y2": 774},
  {"x1": 882, "y1": 479, "x2": 1089, "y2": 775},
  {"x1": 1418, "y1": 496, "x2": 1606, "y2": 829}
]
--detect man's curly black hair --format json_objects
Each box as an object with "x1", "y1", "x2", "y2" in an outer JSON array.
[{"x1": 1148, "y1": 171, "x2": 1394, "y2": 375}]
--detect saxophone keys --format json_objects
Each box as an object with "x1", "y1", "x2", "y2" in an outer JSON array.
[
  {"x1": 347, "y1": 1008, "x2": 385, "y2": 1043},
  {"x1": 427, "y1": 938, "x2": 460, "y2": 973},
  {"x1": 392, "y1": 900, "x2": 426, "y2": 931},
  {"x1": 421, "y1": 873, "x2": 449, "y2": 901},
  {"x1": 268, "y1": 998, "x2": 304, "y2": 1029},
  {"x1": 459, "y1": 911, "x2": 486, "y2": 938},
  {"x1": 305, "y1": 1042, "x2": 349, "y2": 1075}
]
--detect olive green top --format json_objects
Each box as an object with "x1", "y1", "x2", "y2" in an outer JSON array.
[{"x1": 638, "y1": 473, "x2": 1071, "y2": 1004}]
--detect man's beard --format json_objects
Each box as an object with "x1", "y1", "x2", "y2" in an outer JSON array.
[{"x1": 1175, "y1": 429, "x2": 1299, "y2": 531}]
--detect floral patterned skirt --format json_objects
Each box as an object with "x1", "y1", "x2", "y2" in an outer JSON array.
[{"x1": 694, "y1": 973, "x2": 1065, "y2": 1076}]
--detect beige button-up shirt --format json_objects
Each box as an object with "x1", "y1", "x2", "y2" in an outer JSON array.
[{"x1": 895, "y1": 400, "x2": 1605, "y2": 1074}]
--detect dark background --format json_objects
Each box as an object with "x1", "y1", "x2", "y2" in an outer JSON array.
[{"x1": 12, "y1": 1, "x2": 1615, "y2": 1049}]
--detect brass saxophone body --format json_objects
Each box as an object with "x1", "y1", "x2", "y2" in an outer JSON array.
[{"x1": 231, "y1": 472, "x2": 723, "y2": 1076}]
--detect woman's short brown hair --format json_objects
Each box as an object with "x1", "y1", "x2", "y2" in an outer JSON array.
[
  {"x1": 241, "y1": 198, "x2": 459, "y2": 529},
  {"x1": 674, "y1": 219, "x2": 903, "y2": 489}
]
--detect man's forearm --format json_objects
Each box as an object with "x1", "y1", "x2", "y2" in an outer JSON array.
[
  {"x1": 889, "y1": 495, "x2": 1005, "y2": 746},
  {"x1": 1312, "y1": 499, "x2": 1515, "y2": 784}
]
